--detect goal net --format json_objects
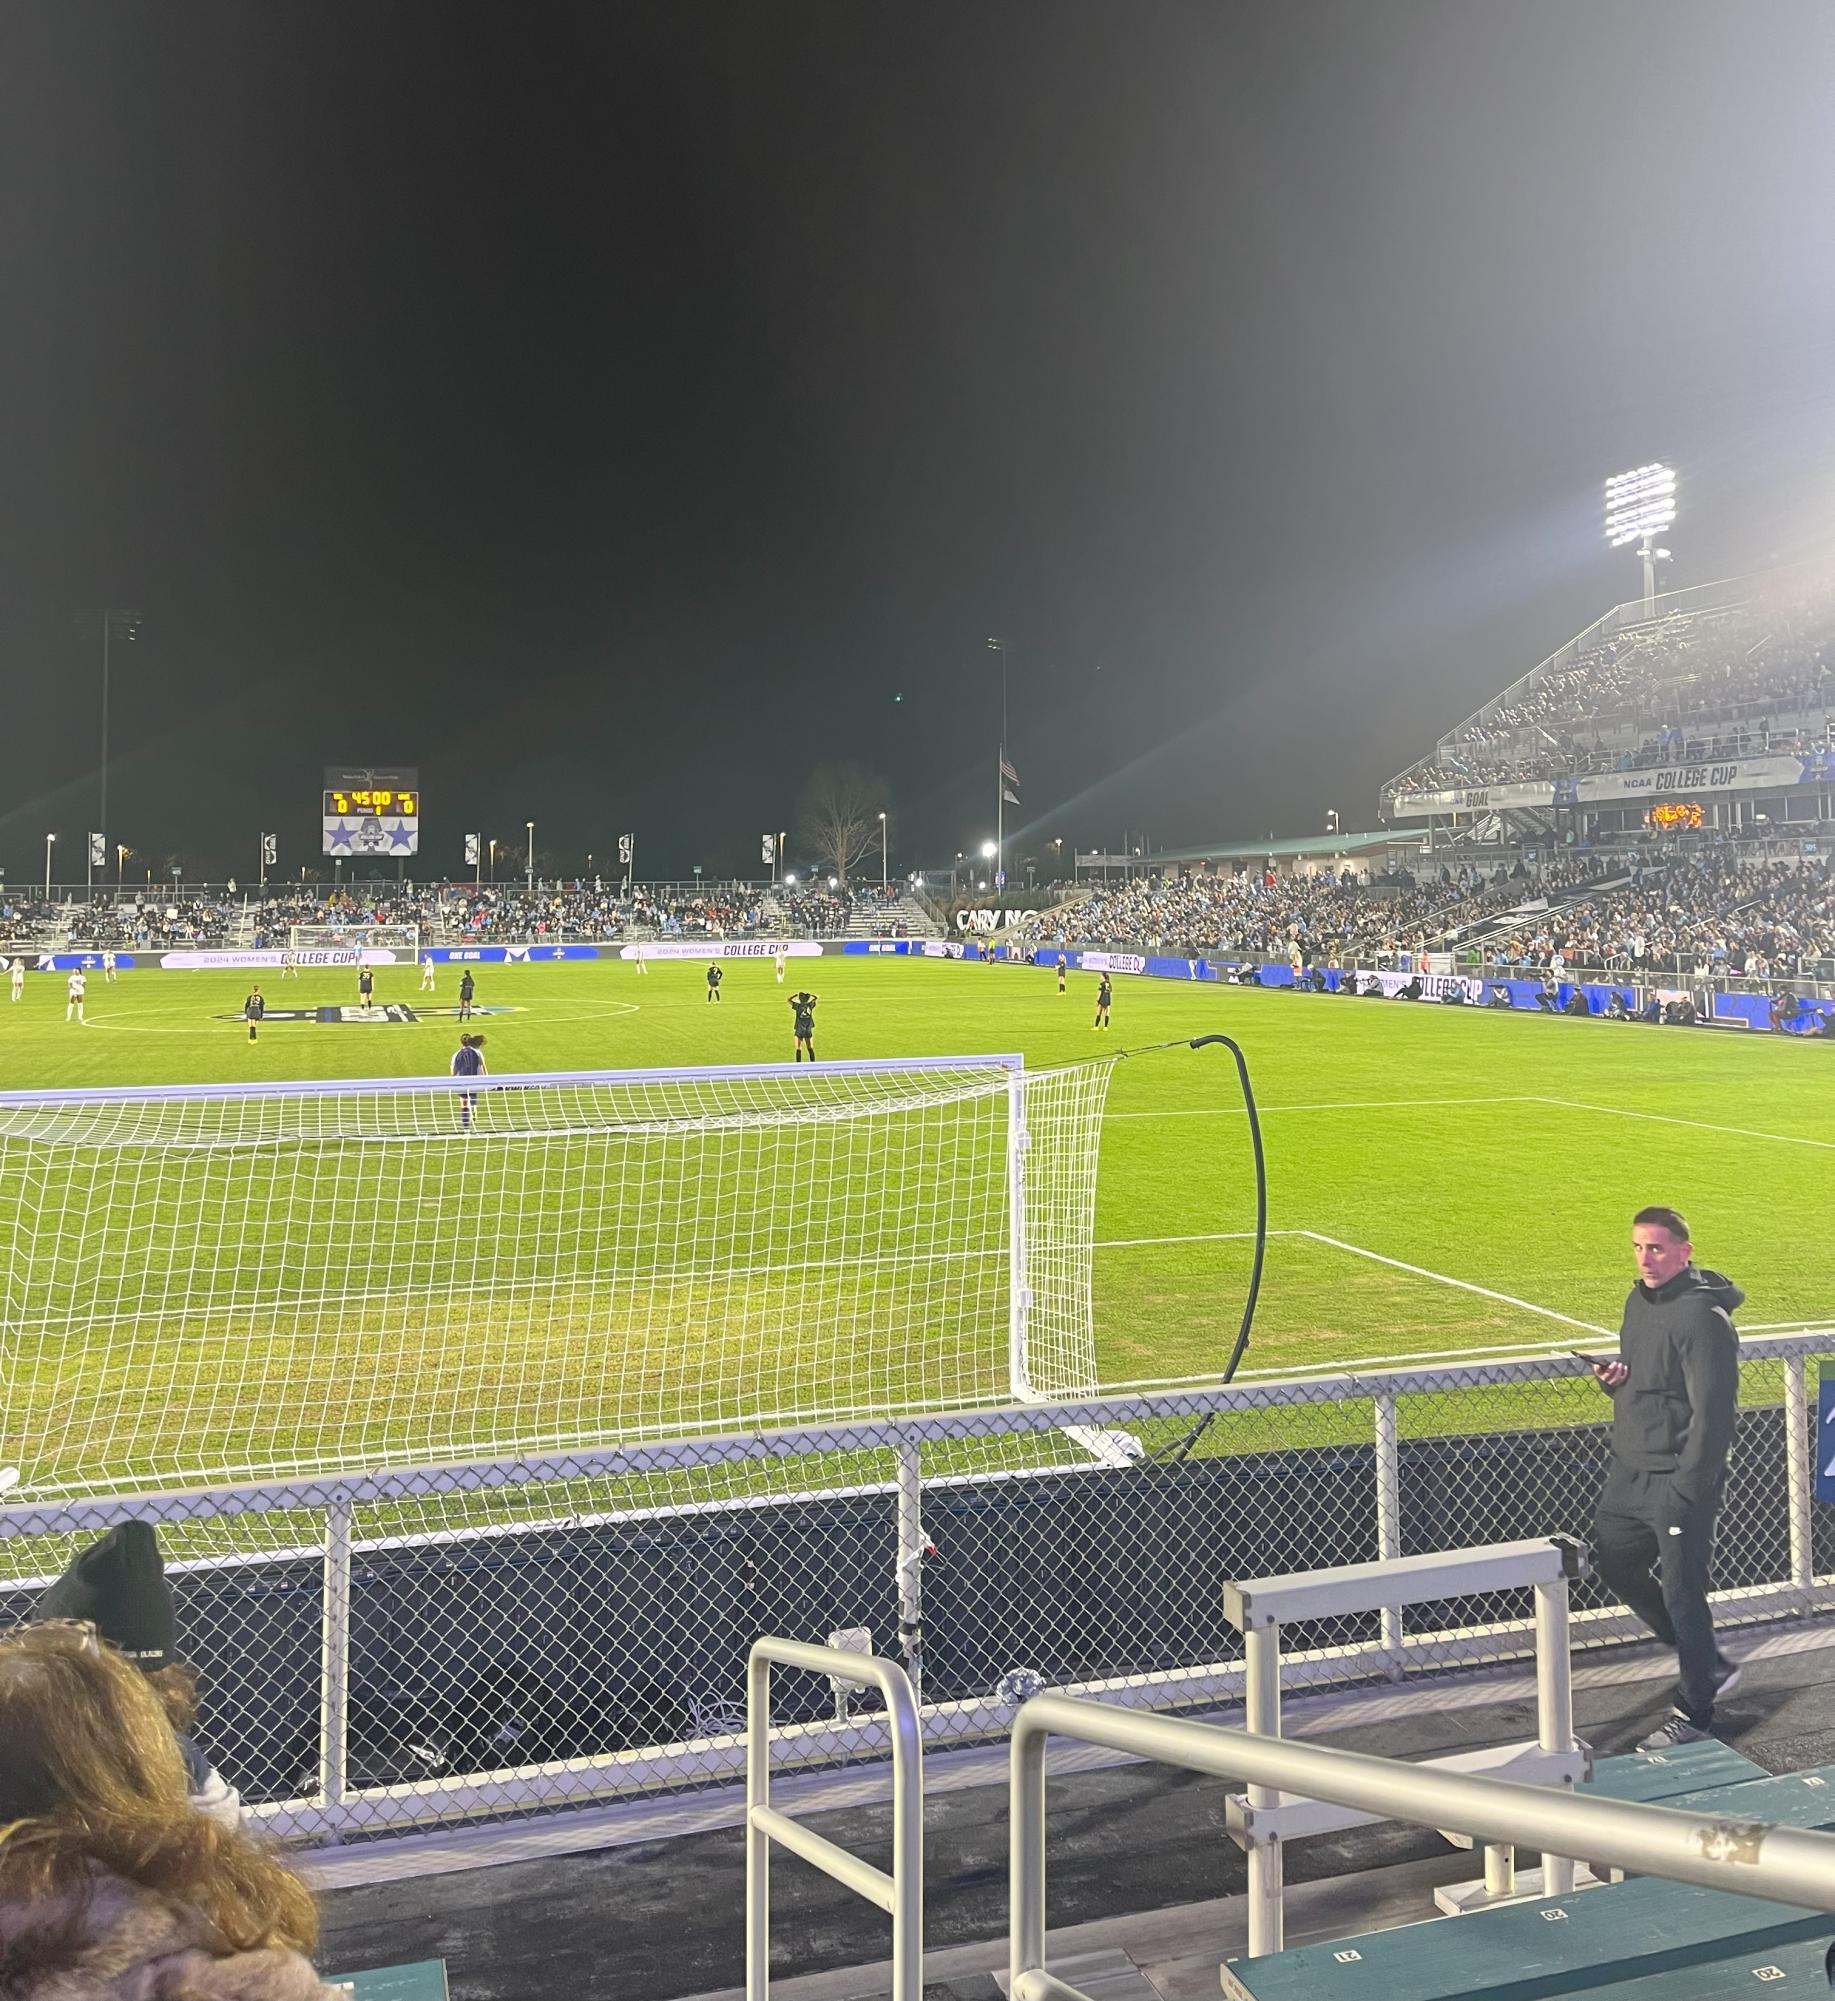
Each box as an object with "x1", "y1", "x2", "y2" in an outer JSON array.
[
  {"x1": 287, "y1": 922, "x2": 420, "y2": 959},
  {"x1": 0, "y1": 1056, "x2": 1114, "y2": 1502}
]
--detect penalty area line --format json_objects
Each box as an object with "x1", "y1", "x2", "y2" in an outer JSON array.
[
  {"x1": 1296, "y1": 1229, "x2": 1613, "y2": 1336},
  {"x1": 1107, "y1": 1096, "x2": 1522, "y2": 1121},
  {"x1": 1526, "y1": 1096, "x2": 1835, "y2": 1153}
]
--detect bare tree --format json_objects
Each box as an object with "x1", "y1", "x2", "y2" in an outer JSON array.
[{"x1": 794, "y1": 762, "x2": 889, "y2": 886}]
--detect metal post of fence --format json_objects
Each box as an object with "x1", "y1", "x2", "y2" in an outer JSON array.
[
  {"x1": 1006, "y1": 1070, "x2": 1032, "y2": 1394},
  {"x1": 1372, "y1": 1390, "x2": 1403, "y2": 1671},
  {"x1": 1533, "y1": 1575, "x2": 1577, "y2": 1896},
  {"x1": 318, "y1": 1492, "x2": 354, "y2": 1825},
  {"x1": 1242, "y1": 1624, "x2": 1283, "y2": 1957},
  {"x1": 1785, "y1": 1354, "x2": 1815, "y2": 1615},
  {"x1": 895, "y1": 1439, "x2": 925, "y2": 1704},
  {"x1": 747, "y1": 1650, "x2": 772, "y2": 2001}
]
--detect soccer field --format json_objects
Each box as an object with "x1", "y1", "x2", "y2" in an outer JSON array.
[{"x1": 3, "y1": 953, "x2": 1832, "y2": 1497}]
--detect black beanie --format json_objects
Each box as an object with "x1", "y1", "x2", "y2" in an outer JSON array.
[{"x1": 33, "y1": 1521, "x2": 176, "y2": 1673}]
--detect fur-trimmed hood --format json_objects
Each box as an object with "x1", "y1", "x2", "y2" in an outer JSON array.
[{"x1": 0, "y1": 1869, "x2": 339, "y2": 2000}]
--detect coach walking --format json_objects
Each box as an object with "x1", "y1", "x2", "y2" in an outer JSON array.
[{"x1": 1589, "y1": 1205, "x2": 1743, "y2": 1750}]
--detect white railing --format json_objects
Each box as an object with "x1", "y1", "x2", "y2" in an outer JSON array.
[
  {"x1": 1, "y1": 1337, "x2": 1830, "y2": 1846},
  {"x1": 1223, "y1": 1537, "x2": 1585, "y2": 1953},
  {"x1": 1008, "y1": 1696, "x2": 1835, "y2": 2000},
  {"x1": 747, "y1": 1640, "x2": 922, "y2": 2001}
]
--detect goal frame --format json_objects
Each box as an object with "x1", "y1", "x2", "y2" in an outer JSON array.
[
  {"x1": 286, "y1": 922, "x2": 421, "y2": 959},
  {"x1": 0, "y1": 1054, "x2": 1054, "y2": 1496}
]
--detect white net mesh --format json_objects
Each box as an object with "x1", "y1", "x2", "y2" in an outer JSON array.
[
  {"x1": 0, "y1": 1057, "x2": 1115, "y2": 1502},
  {"x1": 286, "y1": 922, "x2": 420, "y2": 958}
]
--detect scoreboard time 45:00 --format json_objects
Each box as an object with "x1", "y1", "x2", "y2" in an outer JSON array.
[{"x1": 324, "y1": 788, "x2": 419, "y2": 817}]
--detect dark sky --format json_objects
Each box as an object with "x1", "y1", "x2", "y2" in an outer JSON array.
[{"x1": 5, "y1": 0, "x2": 1835, "y2": 884}]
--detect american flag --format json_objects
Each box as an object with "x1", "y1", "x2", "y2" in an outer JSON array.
[{"x1": 999, "y1": 756, "x2": 1019, "y2": 786}]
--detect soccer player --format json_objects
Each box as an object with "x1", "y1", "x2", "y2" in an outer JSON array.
[
  {"x1": 420, "y1": 953, "x2": 436, "y2": 993},
  {"x1": 451, "y1": 1031, "x2": 487, "y2": 1128},
  {"x1": 357, "y1": 964, "x2": 375, "y2": 1010},
  {"x1": 706, "y1": 962, "x2": 724, "y2": 1003},
  {"x1": 244, "y1": 984, "x2": 265, "y2": 1043},
  {"x1": 458, "y1": 967, "x2": 476, "y2": 1021},
  {"x1": 9, "y1": 959, "x2": 23, "y2": 1002},
  {"x1": 1057, "y1": 954, "x2": 1067, "y2": 994},
  {"x1": 66, "y1": 968, "x2": 87, "y2": 1024},
  {"x1": 1093, "y1": 971, "x2": 1112, "y2": 1031},
  {"x1": 789, "y1": 988, "x2": 818, "y2": 1060},
  {"x1": 281, "y1": 946, "x2": 301, "y2": 979},
  {"x1": 775, "y1": 948, "x2": 787, "y2": 984},
  {"x1": 634, "y1": 942, "x2": 648, "y2": 975},
  {"x1": 102, "y1": 948, "x2": 118, "y2": 984}
]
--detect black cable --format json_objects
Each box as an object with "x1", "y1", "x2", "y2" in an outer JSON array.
[{"x1": 1138, "y1": 1031, "x2": 1267, "y2": 1465}]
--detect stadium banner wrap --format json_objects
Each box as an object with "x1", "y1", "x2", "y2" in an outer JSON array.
[
  {"x1": 616, "y1": 939, "x2": 822, "y2": 960},
  {"x1": 29, "y1": 952, "x2": 143, "y2": 973},
  {"x1": 431, "y1": 945, "x2": 600, "y2": 963},
  {"x1": 1392, "y1": 750, "x2": 1832, "y2": 818},
  {"x1": 1075, "y1": 950, "x2": 1149, "y2": 976},
  {"x1": 160, "y1": 948, "x2": 404, "y2": 970}
]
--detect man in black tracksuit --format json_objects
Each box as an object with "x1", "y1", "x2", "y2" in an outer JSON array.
[{"x1": 1588, "y1": 1204, "x2": 1743, "y2": 1749}]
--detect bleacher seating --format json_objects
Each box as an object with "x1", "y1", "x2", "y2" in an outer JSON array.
[{"x1": 1221, "y1": 1757, "x2": 1835, "y2": 1999}]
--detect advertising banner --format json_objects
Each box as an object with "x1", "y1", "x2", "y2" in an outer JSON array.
[{"x1": 616, "y1": 939, "x2": 822, "y2": 960}]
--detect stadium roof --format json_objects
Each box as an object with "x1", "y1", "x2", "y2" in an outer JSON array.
[{"x1": 1142, "y1": 830, "x2": 1420, "y2": 865}]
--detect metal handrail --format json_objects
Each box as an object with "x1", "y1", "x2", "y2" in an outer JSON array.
[
  {"x1": 747, "y1": 1639, "x2": 923, "y2": 2001},
  {"x1": 1010, "y1": 1694, "x2": 1835, "y2": 2000}
]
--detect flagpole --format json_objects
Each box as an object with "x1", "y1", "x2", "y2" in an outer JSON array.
[{"x1": 997, "y1": 748, "x2": 1004, "y2": 887}]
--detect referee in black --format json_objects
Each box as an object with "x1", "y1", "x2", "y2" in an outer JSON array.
[{"x1": 1588, "y1": 1206, "x2": 1744, "y2": 1749}]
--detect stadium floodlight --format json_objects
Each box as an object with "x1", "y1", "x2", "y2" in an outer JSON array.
[
  {"x1": 981, "y1": 840, "x2": 997, "y2": 859},
  {"x1": 43, "y1": 833, "x2": 54, "y2": 899},
  {"x1": 1605, "y1": 462, "x2": 1677, "y2": 615},
  {"x1": 785, "y1": 872, "x2": 797, "y2": 887}
]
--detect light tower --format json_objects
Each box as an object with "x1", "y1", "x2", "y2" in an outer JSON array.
[{"x1": 1605, "y1": 463, "x2": 1676, "y2": 617}]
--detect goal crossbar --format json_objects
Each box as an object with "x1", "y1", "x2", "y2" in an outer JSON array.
[{"x1": 0, "y1": 1053, "x2": 1111, "y2": 1501}]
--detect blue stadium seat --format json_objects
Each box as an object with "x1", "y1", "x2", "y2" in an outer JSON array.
[{"x1": 1579, "y1": 1739, "x2": 1766, "y2": 1804}]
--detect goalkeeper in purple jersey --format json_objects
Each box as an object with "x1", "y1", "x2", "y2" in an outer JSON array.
[{"x1": 451, "y1": 1032, "x2": 487, "y2": 1127}]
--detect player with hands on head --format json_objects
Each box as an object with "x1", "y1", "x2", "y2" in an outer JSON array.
[{"x1": 789, "y1": 988, "x2": 818, "y2": 1061}]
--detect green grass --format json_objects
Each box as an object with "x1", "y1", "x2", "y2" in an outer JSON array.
[{"x1": 3, "y1": 955, "x2": 1833, "y2": 1508}]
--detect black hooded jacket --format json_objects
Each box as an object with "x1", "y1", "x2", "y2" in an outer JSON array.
[{"x1": 1607, "y1": 1264, "x2": 1744, "y2": 1507}]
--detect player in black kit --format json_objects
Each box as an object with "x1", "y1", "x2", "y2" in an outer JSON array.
[
  {"x1": 1093, "y1": 972, "x2": 1112, "y2": 1030},
  {"x1": 789, "y1": 989, "x2": 818, "y2": 1059},
  {"x1": 244, "y1": 985, "x2": 265, "y2": 1044},
  {"x1": 357, "y1": 964, "x2": 375, "y2": 1008},
  {"x1": 706, "y1": 963, "x2": 724, "y2": 1003},
  {"x1": 458, "y1": 968, "x2": 476, "y2": 1021}
]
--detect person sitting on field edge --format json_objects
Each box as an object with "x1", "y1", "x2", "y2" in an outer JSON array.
[{"x1": 1587, "y1": 1206, "x2": 1743, "y2": 1749}]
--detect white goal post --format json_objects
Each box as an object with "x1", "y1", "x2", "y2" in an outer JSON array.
[
  {"x1": 286, "y1": 922, "x2": 421, "y2": 960},
  {"x1": 0, "y1": 1056, "x2": 1114, "y2": 1501}
]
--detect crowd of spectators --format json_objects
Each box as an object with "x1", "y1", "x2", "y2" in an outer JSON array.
[
  {"x1": 1481, "y1": 855, "x2": 1835, "y2": 980},
  {"x1": 1388, "y1": 581, "x2": 1835, "y2": 798},
  {"x1": 1059, "y1": 861, "x2": 1579, "y2": 966}
]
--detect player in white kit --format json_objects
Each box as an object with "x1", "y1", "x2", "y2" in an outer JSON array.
[
  {"x1": 10, "y1": 960, "x2": 23, "y2": 1002},
  {"x1": 420, "y1": 953, "x2": 436, "y2": 992},
  {"x1": 102, "y1": 949, "x2": 118, "y2": 983},
  {"x1": 775, "y1": 949, "x2": 787, "y2": 983},
  {"x1": 66, "y1": 970, "x2": 87, "y2": 1023}
]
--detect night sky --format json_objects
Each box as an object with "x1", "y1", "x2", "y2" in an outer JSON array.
[{"x1": 4, "y1": 0, "x2": 1835, "y2": 884}]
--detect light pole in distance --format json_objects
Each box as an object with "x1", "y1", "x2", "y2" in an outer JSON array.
[
  {"x1": 526, "y1": 821, "x2": 536, "y2": 895},
  {"x1": 44, "y1": 834, "x2": 55, "y2": 900},
  {"x1": 878, "y1": 811, "x2": 887, "y2": 889},
  {"x1": 1605, "y1": 463, "x2": 1676, "y2": 617}
]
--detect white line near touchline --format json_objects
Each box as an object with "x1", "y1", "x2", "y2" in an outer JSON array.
[
  {"x1": 1296, "y1": 1229, "x2": 1615, "y2": 1336},
  {"x1": 1107, "y1": 1096, "x2": 1522, "y2": 1120},
  {"x1": 1093, "y1": 1229, "x2": 1298, "y2": 1248},
  {"x1": 1526, "y1": 1096, "x2": 1835, "y2": 1152}
]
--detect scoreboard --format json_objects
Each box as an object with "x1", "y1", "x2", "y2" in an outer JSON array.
[{"x1": 323, "y1": 766, "x2": 420, "y2": 857}]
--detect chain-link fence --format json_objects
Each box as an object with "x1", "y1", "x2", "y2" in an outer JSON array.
[{"x1": 2, "y1": 1335, "x2": 1829, "y2": 1846}]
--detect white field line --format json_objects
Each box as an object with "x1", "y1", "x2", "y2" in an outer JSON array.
[
  {"x1": 1296, "y1": 1229, "x2": 1614, "y2": 1336},
  {"x1": 1093, "y1": 1229, "x2": 1298, "y2": 1248},
  {"x1": 1524, "y1": 1096, "x2": 1835, "y2": 1153},
  {"x1": 1107, "y1": 1096, "x2": 1521, "y2": 1120}
]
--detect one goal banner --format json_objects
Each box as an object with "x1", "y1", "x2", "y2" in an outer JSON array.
[{"x1": 0, "y1": 1054, "x2": 1114, "y2": 1502}]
